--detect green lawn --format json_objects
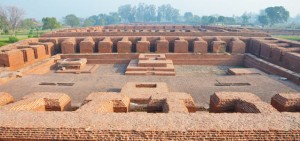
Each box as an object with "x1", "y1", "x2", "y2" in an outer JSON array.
[
  {"x1": 275, "y1": 36, "x2": 300, "y2": 41},
  {"x1": 0, "y1": 35, "x2": 29, "y2": 47},
  {"x1": 0, "y1": 29, "x2": 56, "y2": 47}
]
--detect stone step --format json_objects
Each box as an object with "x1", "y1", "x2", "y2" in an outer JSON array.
[
  {"x1": 138, "y1": 60, "x2": 172, "y2": 67},
  {"x1": 125, "y1": 71, "x2": 175, "y2": 76},
  {"x1": 126, "y1": 67, "x2": 175, "y2": 71}
]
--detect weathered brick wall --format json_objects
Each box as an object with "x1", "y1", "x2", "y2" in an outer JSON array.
[
  {"x1": 0, "y1": 88, "x2": 299, "y2": 140},
  {"x1": 0, "y1": 50, "x2": 25, "y2": 70},
  {"x1": 43, "y1": 36, "x2": 251, "y2": 54},
  {"x1": 0, "y1": 112, "x2": 299, "y2": 140},
  {"x1": 41, "y1": 25, "x2": 269, "y2": 37},
  {"x1": 244, "y1": 53, "x2": 300, "y2": 85}
]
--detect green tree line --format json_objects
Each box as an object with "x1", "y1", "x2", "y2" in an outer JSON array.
[{"x1": 0, "y1": 4, "x2": 298, "y2": 35}]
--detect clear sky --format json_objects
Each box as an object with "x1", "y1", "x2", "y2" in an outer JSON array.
[{"x1": 0, "y1": 0, "x2": 299, "y2": 20}]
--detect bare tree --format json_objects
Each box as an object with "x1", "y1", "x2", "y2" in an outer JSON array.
[
  {"x1": 6, "y1": 6, "x2": 25, "y2": 35},
  {"x1": 0, "y1": 5, "x2": 7, "y2": 17},
  {"x1": 0, "y1": 6, "x2": 8, "y2": 32}
]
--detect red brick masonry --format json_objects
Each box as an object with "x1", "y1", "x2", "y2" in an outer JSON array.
[{"x1": 0, "y1": 83, "x2": 299, "y2": 140}]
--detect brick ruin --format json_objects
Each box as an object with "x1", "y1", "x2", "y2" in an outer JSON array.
[
  {"x1": 0, "y1": 25, "x2": 300, "y2": 140},
  {"x1": 125, "y1": 54, "x2": 175, "y2": 76},
  {"x1": 0, "y1": 82, "x2": 299, "y2": 140}
]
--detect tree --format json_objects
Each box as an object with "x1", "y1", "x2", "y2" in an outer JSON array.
[
  {"x1": 64, "y1": 14, "x2": 80, "y2": 27},
  {"x1": 6, "y1": 6, "x2": 25, "y2": 35},
  {"x1": 265, "y1": 6, "x2": 289, "y2": 26},
  {"x1": 184, "y1": 12, "x2": 193, "y2": 23},
  {"x1": 42, "y1": 17, "x2": 60, "y2": 30},
  {"x1": 83, "y1": 18, "x2": 96, "y2": 27},
  {"x1": 208, "y1": 16, "x2": 217, "y2": 24},
  {"x1": 224, "y1": 17, "x2": 235, "y2": 24},
  {"x1": 218, "y1": 16, "x2": 226, "y2": 24},
  {"x1": 144, "y1": 4, "x2": 156, "y2": 22},
  {"x1": 20, "y1": 18, "x2": 35, "y2": 29},
  {"x1": 118, "y1": 4, "x2": 136, "y2": 23},
  {"x1": 157, "y1": 4, "x2": 179, "y2": 23},
  {"x1": 136, "y1": 3, "x2": 145, "y2": 22},
  {"x1": 258, "y1": 15, "x2": 269, "y2": 27},
  {"x1": 192, "y1": 15, "x2": 201, "y2": 25},
  {"x1": 107, "y1": 12, "x2": 121, "y2": 25},
  {"x1": 241, "y1": 12, "x2": 251, "y2": 25}
]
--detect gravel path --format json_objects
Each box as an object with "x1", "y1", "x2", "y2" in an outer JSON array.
[{"x1": 1, "y1": 64, "x2": 299, "y2": 108}]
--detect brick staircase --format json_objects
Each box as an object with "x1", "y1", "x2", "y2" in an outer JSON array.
[{"x1": 125, "y1": 54, "x2": 175, "y2": 76}]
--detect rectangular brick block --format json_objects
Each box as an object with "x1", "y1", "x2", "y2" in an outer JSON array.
[
  {"x1": 228, "y1": 38, "x2": 246, "y2": 54},
  {"x1": 271, "y1": 93, "x2": 300, "y2": 112},
  {"x1": 156, "y1": 37, "x2": 169, "y2": 53},
  {"x1": 271, "y1": 47, "x2": 300, "y2": 65},
  {"x1": 30, "y1": 42, "x2": 55, "y2": 56},
  {"x1": 98, "y1": 37, "x2": 113, "y2": 53},
  {"x1": 80, "y1": 37, "x2": 95, "y2": 53},
  {"x1": 174, "y1": 37, "x2": 188, "y2": 53},
  {"x1": 260, "y1": 42, "x2": 277, "y2": 61},
  {"x1": 250, "y1": 38, "x2": 262, "y2": 56},
  {"x1": 20, "y1": 48, "x2": 35, "y2": 63},
  {"x1": 193, "y1": 37, "x2": 208, "y2": 53},
  {"x1": 30, "y1": 45, "x2": 47, "y2": 60},
  {"x1": 61, "y1": 38, "x2": 77, "y2": 54},
  {"x1": 283, "y1": 52, "x2": 300, "y2": 73},
  {"x1": 117, "y1": 37, "x2": 132, "y2": 53},
  {"x1": 212, "y1": 40, "x2": 226, "y2": 53},
  {"x1": 0, "y1": 50, "x2": 24, "y2": 69},
  {"x1": 136, "y1": 37, "x2": 150, "y2": 53}
]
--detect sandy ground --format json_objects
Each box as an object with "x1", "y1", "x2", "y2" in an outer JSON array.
[{"x1": 1, "y1": 64, "x2": 299, "y2": 108}]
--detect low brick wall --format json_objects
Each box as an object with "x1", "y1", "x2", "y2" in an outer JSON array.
[
  {"x1": 61, "y1": 53, "x2": 244, "y2": 66},
  {"x1": 0, "y1": 112, "x2": 298, "y2": 140},
  {"x1": 244, "y1": 53, "x2": 300, "y2": 85}
]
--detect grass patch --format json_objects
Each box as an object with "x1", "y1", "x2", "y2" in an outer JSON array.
[
  {"x1": 275, "y1": 36, "x2": 300, "y2": 41},
  {"x1": 0, "y1": 35, "x2": 29, "y2": 47},
  {"x1": 0, "y1": 29, "x2": 57, "y2": 47}
]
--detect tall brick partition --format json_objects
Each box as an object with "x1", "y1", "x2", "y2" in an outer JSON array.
[
  {"x1": 61, "y1": 38, "x2": 77, "y2": 54},
  {"x1": 271, "y1": 47, "x2": 300, "y2": 65},
  {"x1": 39, "y1": 38, "x2": 59, "y2": 53},
  {"x1": 136, "y1": 37, "x2": 150, "y2": 53},
  {"x1": 20, "y1": 48, "x2": 35, "y2": 63},
  {"x1": 80, "y1": 37, "x2": 95, "y2": 53},
  {"x1": 259, "y1": 42, "x2": 277, "y2": 61},
  {"x1": 155, "y1": 36, "x2": 169, "y2": 53},
  {"x1": 117, "y1": 37, "x2": 132, "y2": 53},
  {"x1": 193, "y1": 37, "x2": 208, "y2": 53},
  {"x1": 174, "y1": 37, "x2": 188, "y2": 53},
  {"x1": 0, "y1": 92, "x2": 14, "y2": 106},
  {"x1": 211, "y1": 37, "x2": 227, "y2": 53},
  {"x1": 29, "y1": 42, "x2": 55, "y2": 56},
  {"x1": 271, "y1": 93, "x2": 300, "y2": 112},
  {"x1": 30, "y1": 45, "x2": 47, "y2": 60},
  {"x1": 98, "y1": 37, "x2": 113, "y2": 53},
  {"x1": 283, "y1": 52, "x2": 300, "y2": 73},
  {"x1": 0, "y1": 50, "x2": 25, "y2": 69},
  {"x1": 228, "y1": 37, "x2": 246, "y2": 54},
  {"x1": 210, "y1": 92, "x2": 277, "y2": 113},
  {"x1": 249, "y1": 38, "x2": 262, "y2": 56}
]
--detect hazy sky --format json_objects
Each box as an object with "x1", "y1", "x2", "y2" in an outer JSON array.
[{"x1": 0, "y1": 0, "x2": 299, "y2": 20}]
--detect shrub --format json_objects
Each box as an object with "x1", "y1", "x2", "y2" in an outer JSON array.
[
  {"x1": 33, "y1": 35, "x2": 39, "y2": 38},
  {"x1": 0, "y1": 42, "x2": 7, "y2": 47},
  {"x1": 8, "y1": 36, "x2": 19, "y2": 43},
  {"x1": 4, "y1": 29, "x2": 9, "y2": 34},
  {"x1": 28, "y1": 34, "x2": 33, "y2": 38}
]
